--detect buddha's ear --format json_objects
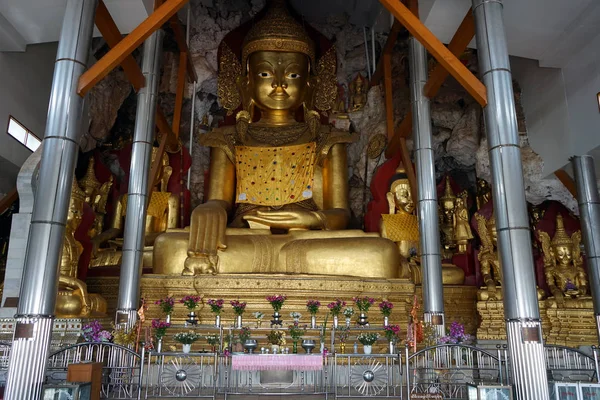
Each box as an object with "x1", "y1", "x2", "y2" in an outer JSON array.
[{"x1": 236, "y1": 75, "x2": 253, "y2": 113}]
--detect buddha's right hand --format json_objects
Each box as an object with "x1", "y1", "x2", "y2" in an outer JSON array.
[{"x1": 188, "y1": 200, "x2": 228, "y2": 257}]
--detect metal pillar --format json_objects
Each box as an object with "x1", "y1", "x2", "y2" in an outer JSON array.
[
  {"x1": 4, "y1": 0, "x2": 97, "y2": 398},
  {"x1": 472, "y1": 0, "x2": 549, "y2": 398},
  {"x1": 408, "y1": 37, "x2": 445, "y2": 335},
  {"x1": 116, "y1": 30, "x2": 163, "y2": 329},
  {"x1": 572, "y1": 155, "x2": 600, "y2": 340}
]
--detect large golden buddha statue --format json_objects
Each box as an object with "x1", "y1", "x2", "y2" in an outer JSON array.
[
  {"x1": 56, "y1": 181, "x2": 107, "y2": 318},
  {"x1": 538, "y1": 214, "x2": 588, "y2": 304},
  {"x1": 475, "y1": 212, "x2": 502, "y2": 301},
  {"x1": 154, "y1": 0, "x2": 400, "y2": 278}
]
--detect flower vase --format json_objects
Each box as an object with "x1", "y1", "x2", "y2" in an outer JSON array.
[
  {"x1": 345, "y1": 317, "x2": 351, "y2": 327},
  {"x1": 165, "y1": 314, "x2": 171, "y2": 324},
  {"x1": 182, "y1": 344, "x2": 191, "y2": 354},
  {"x1": 293, "y1": 341, "x2": 298, "y2": 354},
  {"x1": 235, "y1": 315, "x2": 243, "y2": 328},
  {"x1": 156, "y1": 338, "x2": 163, "y2": 353},
  {"x1": 389, "y1": 341, "x2": 395, "y2": 354},
  {"x1": 357, "y1": 312, "x2": 369, "y2": 326},
  {"x1": 363, "y1": 345, "x2": 372, "y2": 355},
  {"x1": 271, "y1": 312, "x2": 282, "y2": 327},
  {"x1": 333, "y1": 315, "x2": 339, "y2": 328},
  {"x1": 320, "y1": 342, "x2": 325, "y2": 353},
  {"x1": 215, "y1": 315, "x2": 221, "y2": 327},
  {"x1": 256, "y1": 320, "x2": 262, "y2": 328},
  {"x1": 311, "y1": 315, "x2": 317, "y2": 329},
  {"x1": 340, "y1": 343, "x2": 346, "y2": 354},
  {"x1": 383, "y1": 316, "x2": 389, "y2": 327}
]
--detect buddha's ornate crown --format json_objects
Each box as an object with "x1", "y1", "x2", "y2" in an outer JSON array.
[
  {"x1": 80, "y1": 157, "x2": 100, "y2": 195},
  {"x1": 440, "y1": 176, "x2": 457, "y2": 202},
  {"x1": 242, "y1": 0, "x2": 315, "y2": 69},
  {"x1": 390, "y1": 163, "x2": 410, "y2": 192},
  {"x1": 551, "y1": 214, "x2": 572, "y2": 247}
]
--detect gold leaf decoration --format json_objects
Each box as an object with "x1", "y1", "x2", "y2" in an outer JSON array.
[
  {"x1": 314, "y1": 46, "x2": 338, "y2": 112},
  {"x1": 217, "y1": 42, "x2": 242, "y2": 115}
]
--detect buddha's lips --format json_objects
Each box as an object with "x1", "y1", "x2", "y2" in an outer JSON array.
[{"x1": 269, "y1": 92, "x2": 290, "y2": 100}]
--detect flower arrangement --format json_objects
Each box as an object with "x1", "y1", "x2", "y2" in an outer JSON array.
[
  {"x1": 207, "y1": 298, "x2": 224, "y2": 315},
  {"x1": 288, "y1": 322, "x2": 306, "y2": 341},
  {"x1": 439, "y1": 321, "x2": 473, "y2": 345},
  {"x1": 266, "y1": 295, "x2": 287, "y2": 312},
  {"x1": 155, "y1": 296, "x2": 175, "y2": 315},
  {"x1": 343, "y1": 307, "x2": 355, "y2": 318},
  {"x1": 173, "y1": 331, "x2": 201, "y2": 345},
  {"x1": 383, "y1": 325, "x2": 401, "y2": 342},
  {"x1": 266, "y1": 330, "x2": 286, "y2": 345},
  {"x1": 290, "y1": 311, "x2": 302, "y2": 320},
  {"x1": 336, "y1": 326, "x2": 350, "y2": 343},
  {"x1": 253, "y1": 311, "x2": 264, "y2": 320},
  {"x1": 230, "y1": 300, "x2": 247, "y2": 315},
  {"x1": 152, "y1": 319, "x2": 170, "y2": 340},
  {"x1": 357, "y1": 332, "x2": 380, "y2": 346},
  {"x1": 181, "y1": 295, "x2": 202, "y2": 311},
  {"x1": 306, "y1": 299, "x2": 321, "y2": 315},
  {"x1": 353, "y1": 297, "x2": 375, "y2": 312},
  {"x1": 379, "y1": 300, "x2": 394, "y2": 317},
  {"x1": 327, "y1": 299, "x2": 346, "y2": 316},
  {"x1": 82, "y1": 320, "x2": 112, "y2": 343},
  {"x1": 111, "y1": 323, "x2": 136, "y2": 346},
  {"x1": 238, "y1": 327, "x2": 251, "y2": 343},
  {"x1": 205, "y1": 334, "x2": 220, "y2": 346}
]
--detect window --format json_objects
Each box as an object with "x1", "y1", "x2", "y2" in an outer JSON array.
[{"x1": 7, "y1": 116, "x2": 41, "y2": 152}]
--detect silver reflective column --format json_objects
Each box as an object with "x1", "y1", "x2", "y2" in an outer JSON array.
[
  {"x1": 472, "y1": 0, "x2": 549, "y2": 398},
  {"x1": 409, "y1": 37, "x2": 445, "y2": 334},
  {"x1": 571, "y1": 155, "x2": 600, "y2": 339},
  {"x1": 116, "y1": 31, "x2": 163, "y2": 329},
  {"x1": 4, "y1": 0, "x2": 97, "y2": 398}
]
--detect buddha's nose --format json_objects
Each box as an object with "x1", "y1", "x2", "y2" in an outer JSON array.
[{"x1": 272, "y1": 77, "x2": 288, "y2": 90}]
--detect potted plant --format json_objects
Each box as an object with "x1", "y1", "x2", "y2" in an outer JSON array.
[
  {"x1": 238, "y1": 327, "x2": 256, "y2": 353},
  {"x1": 327, "y1": 299, "x2": 346, "y2": 328},
  {"x1": 336, "y1": 326, "x2": 350, "y2": 353},
  {"x1": 383, "y1": 324, "x2": 401, "y2": 354},
  {"x1": 357, "y1": 332, "x2": 380, "y2": 355},
  {"x1": 82, "y1": 320, "x2": 112, "y2": 343},
  {"x1": 439, "y1": 321, "x2": 473, "y2": 345},
  {"x1": 155, "y1": 296, "x2": 175, "y2": 323},
  {"x1": 205, "y1": 334, "x2": 221, "y2": 353},
  {"x1": 288, "y1": 322, "x2": 306, "y2": 353},
  {"x1": 207, "y1": 298, "x2": 224, "y2": 327},
  {"x1": 379, "y1": 300, "x2": 393, "y2": 326},
  {"x1": 173, "y1": 331, "x2": 201, "y2": 353},
  {"x1": 343, "y1": 307, "x2": 354, "y2": 327},
  {"x1": 266, "y1": 295, "x2": 287, "y2": 325},
  {"x1": 353, "y1": 297, "x2": 375, "y2": 325},
  {"x1": 230, "y1": 300, "x2": 247, "y2": 328},
  {"x1": 181, "y1": 295, "x2": 202, "y2": 325},
  {"x1": 306, "y1": 300, "x2": 321, "y2": 328},
  {"x1": 151, "y1": 319, "x2": 170, "y2": 352},
  {"x1": 266, "y1": 330, "x2": 285, "y2": 353},
  {"x1": 290, "y1": 311, "x2": 302, "y2": 322}
]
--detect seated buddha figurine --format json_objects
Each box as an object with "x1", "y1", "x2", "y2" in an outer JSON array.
[
  {"x1": 154, "y1": 0, "x2": 400, "y2": 278},
  {"x1": 538, "y1": 214, "x2": 588, "y2": 305},
  {"x1": 90, "y1": 147, "x2": 179, "y2": 267},
  {"x1": 439, "y1": 176, "x2": 457, "y2": 259},
  {"x1": 379, "y1": 163, "x2": 464, "y2": 284},
  {"x1": 350, "y1": 74, "x2": 367, "y2": 112},
  {"x1": 56, "y1": 181, "x2": 107, "y2": 317}
]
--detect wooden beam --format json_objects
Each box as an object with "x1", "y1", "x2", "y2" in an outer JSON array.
[
  {"x1": 385, "y1": 111, "x2": 412, "y2": 158},
  {"x1": 0, "y1": 188, "x2": 18, "y2": 216},
  {"x1": 172, "y1": 51, "x2": 187, "y2": 136},
  {"x1": 379, "y1": 0, "x2": 487, "y2": 107},
  {"x1": 370, "y1": 19, "x2": 403, "y2": 87},
  {"x1": 78, "y1": 0, "x2": 189, "y2": 96},
  {"x1": 156, "y1": 106, "x2": 174, "y2": 138},
  {"x1": 424, "y1": 9, "x2": 475, "y2": 97},
  {"x1": 399, "y1": 137, "x2": 418, "y2": 205},
  {"x1": 95, "y1": 1, "x2": 146, "y2": 91},
  {"x1": 554, "y1": 170, "x2": 578, "y2": 199},
  {"x1": 169, "y1": 16, "x2": 198, "y2": 82},
  {"x1": 383, "y1": 52, "x2": 395, "y2": 141}
]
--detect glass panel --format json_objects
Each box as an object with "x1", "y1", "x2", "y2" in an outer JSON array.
[
  {"x1": 26, "y1": 134, "x2": 41, "y2": 151},
  {"x1": 8, "y1": 117, "x2": 27, "y2": 143}
]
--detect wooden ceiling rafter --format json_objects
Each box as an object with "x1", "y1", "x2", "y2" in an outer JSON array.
[
  {"x1": 370, "y1": 19, "x2": 403, "y2": 87},
  {"x1": 554, "y1": 170, "x2": 578, "y2": 199},
  {"x1": 169, "y1": 16, "x2": 198, "y2": 82}
]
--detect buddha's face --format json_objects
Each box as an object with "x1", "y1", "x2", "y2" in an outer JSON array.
[
  {"x1": 393, "y1": 182, "x2": 414, "y2": 214},
  {"x1": 554, "y1": 245, "x2": 573, "y2": 267},
  {"x1": 248, "y1": 51, "x2": 309, "y2": 112},
  {"x1": 442, "y1": 199, "x2": 455, "y2": 221},
  {"x1": 67, "y1": 198, "x2": 83, "y2": 230}
]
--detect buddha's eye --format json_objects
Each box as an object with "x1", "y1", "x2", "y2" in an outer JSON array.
[
  {"x1": 258, "y1": 71, "x2": 272, "y2": 78},
  {"x1": 287, "y1": 73, "x2": 301, "y2": 79}
]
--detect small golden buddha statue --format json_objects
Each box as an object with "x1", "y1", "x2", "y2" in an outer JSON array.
[
  {"x1": 56, "y1": 181, "x2": 107, "y2": 318},
  {"x1": 476, "y1": 178, "x2": 491, "y2": 210},
  {"x1": 90, "y1": 148, "x2": 178, "y2": 267},
  {"x1": 155, "y1": 0, "x2": 400, "y2": 279},
  {"x1": 79, "y1": 157, "x2": 113, "y2": 238},
  {"x1": 454, "y1": 191, "x2": 473, "y2": 254},
  {"x1": 475, "y1": 212, "x2": 502, "y2": 300},
  {"x1": 350, "y1": 74, "x2": 367, "y2": 112},
  {"x1": 439, "y1": 176, "x2": 457, "y2": 258},
  {"x1": 538, "y1": 214, "x2": 588, "y2": 304}
]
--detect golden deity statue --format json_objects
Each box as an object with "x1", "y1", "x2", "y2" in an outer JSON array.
[
  {"x1": 350, "y1": 74, "x2": 367, "y2": 112},
  {"x1": 454, "y1": 191, "x2": 473, "y2": 253},
  {"x1": 79, "y1": 157, "x2": 113, "y2": 238},
  {"x1": 379, "y1": 164, "x2": 464, "y2": 284},
  {"x1": 476, "y1": 178, "x2": 491, "y2": 210},
  {"x1": 538, "y1": 214, "x2": 588, "y2": 303},
  {"x1": 154, "y1": 0, "x2": 400, "y2": 278},
  {"x1": 91, "y1": 148, "x2": 178, "y2": 268},
  {"x1": 475, "y1": 212, "x2": 502, "y2": 300},
  {"x1": 439, "y1": 176, "x2": 457, "y2": 258},
  {"x1": 56, "y1": 181, "x2": 107, "y2": 318}
]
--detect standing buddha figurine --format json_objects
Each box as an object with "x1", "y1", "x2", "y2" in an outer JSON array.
[
  {"x1": 454, "y1": 191, "x2": 473, "y2": 254},
  {"x1": 439, "y1": 176, "x2": 457, "y2": 259}
]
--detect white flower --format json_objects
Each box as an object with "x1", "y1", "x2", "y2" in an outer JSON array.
[
  {"x1": 290, "y1": 311, "x2": 302, "y2": 319},
  {"x1": 253, "y1": 311, "x2": 264, "y2": 319}
]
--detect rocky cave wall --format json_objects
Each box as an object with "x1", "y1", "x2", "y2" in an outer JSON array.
[{"x1": 81, "y1": 0, "x2": 577, "y2": 226}]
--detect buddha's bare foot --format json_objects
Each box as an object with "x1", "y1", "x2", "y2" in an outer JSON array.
[{"x1": 183, "y1": 256, "x2": 217, "y2": 276}]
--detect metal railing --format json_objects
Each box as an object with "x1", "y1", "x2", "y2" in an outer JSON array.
[
  {"x1": 334, "y1": 353, "x2": 402, "y2": 398},
  {"x1": 544, "y1": 345, "x2": 598, "y2": 383}
]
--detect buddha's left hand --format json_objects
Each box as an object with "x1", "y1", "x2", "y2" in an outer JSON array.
[{"x1": 244, "y1": 210, "x2": 324, "y2": 230}]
